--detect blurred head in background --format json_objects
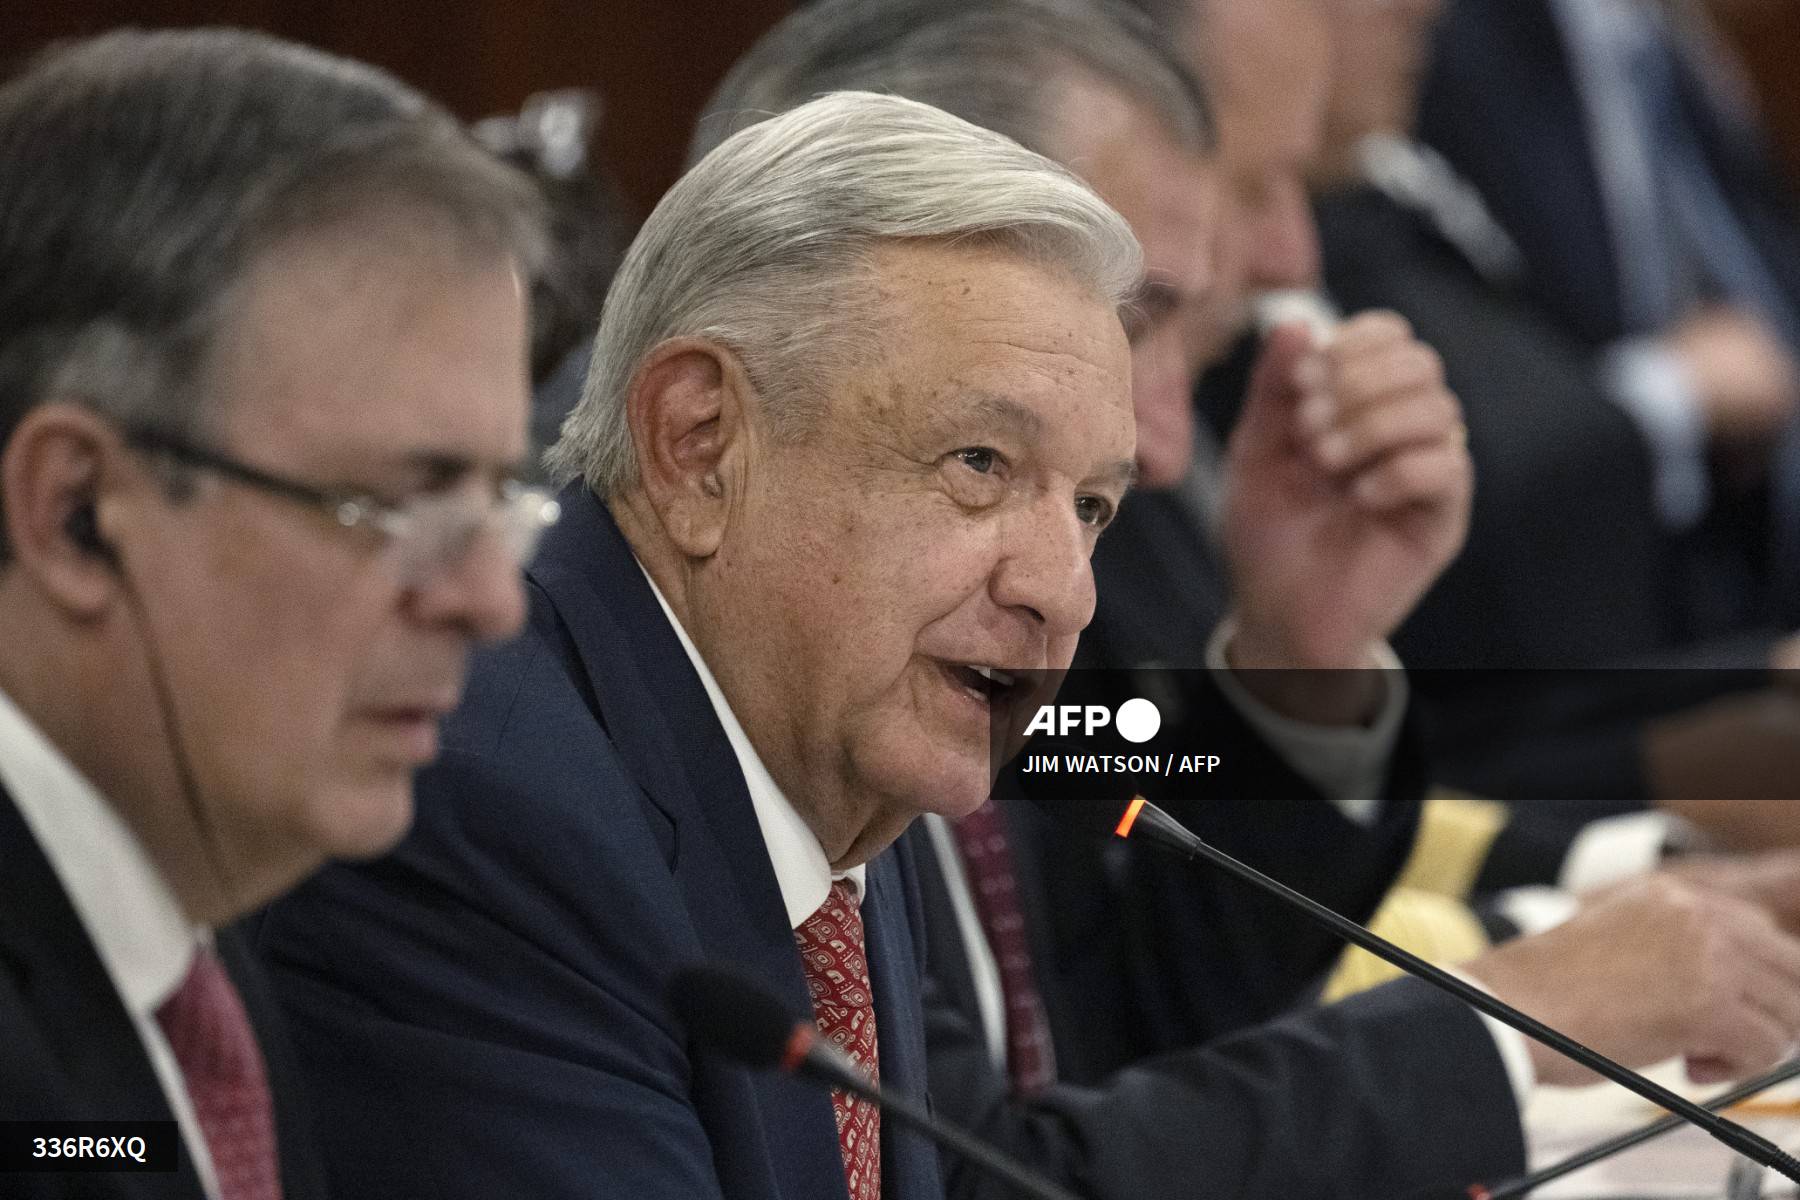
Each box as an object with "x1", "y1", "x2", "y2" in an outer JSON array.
[
  {"x1": 1138, "y1": 0, "x2": 1333, "y2": 350},
  {"x1": 699, "y1": 0, "x2": 1222, "y2": 490},
  {"x1": 0, "y1": 28, "x2": 550, "y2": 923},
  {"x1": 1315, "y1": 0, "x2": 1448, "y2": 182},
  {"x1": 474, "y1": 88, "x2": 633, "y2": 418}
]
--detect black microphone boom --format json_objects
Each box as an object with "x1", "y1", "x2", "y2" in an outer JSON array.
[
  {"x1": 1104, "y1": 796, "x2": 1800, "y2": 1189},
  {"x1": 1473, "y1": 1057, "x2": 1800, "y2": 1200},
  {"x1": 668, "y1": 965, "x2": 1088, "y2": 1200}
]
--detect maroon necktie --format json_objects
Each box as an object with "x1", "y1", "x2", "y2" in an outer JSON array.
[
  {"x1": 794, "y1": 881, "x2": 880, "y2": 1200},
  {"x1": 155, "y1": 947, "x2": 282, "y2": 1200},
  {"x1": 951, "y1": 800, "x2": 1057, "y2": 1092}
]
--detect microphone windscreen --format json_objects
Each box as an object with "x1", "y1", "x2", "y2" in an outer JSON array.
[
  {"x1": 1007, "y1": 738, "x2": 1139, "y2": 842},
  {"x1": 667, "y1": 964, "x2": 803, "y2": 1069}
]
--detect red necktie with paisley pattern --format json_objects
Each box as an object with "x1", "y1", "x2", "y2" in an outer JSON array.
[{"x1": 794, "y1": 881, "x2": 880, "y2": 1200}]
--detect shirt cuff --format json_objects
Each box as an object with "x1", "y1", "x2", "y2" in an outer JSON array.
[
  {"x1": 1205, "y1": 620, "x2": 1408, "y2": 827},
  {"x1": 1601, "y1": 336, "x2": 1711, "y2": 530},
  {"x1": 1559, "y1": 812, "x2": 1675, "y2": 894},
  {"x1": 1491, "y1": 885, "x2": 1581, "y2": 938},
  {"x1": 1447, "y1": 964, "x2": 1538, "y2": 1109}
]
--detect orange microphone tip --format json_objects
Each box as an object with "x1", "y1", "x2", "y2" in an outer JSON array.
[
  {"x1": 1114, "y1": 796, "x2": 1147, "y2": 839},
  {"x1": 1467, "y1": 1187, "x2": 1491, "y2": 1200},
  {"x1": 780, "y1": 1024, "x2": 815, "y2": 1074}
]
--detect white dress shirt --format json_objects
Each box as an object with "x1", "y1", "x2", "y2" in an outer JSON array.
[
  {"x1": 0, "y1": 686, "x2": 220, "y2": 1199},
  {"x1": 639, "y1": 565, "x2": 864, "y2": 925}
]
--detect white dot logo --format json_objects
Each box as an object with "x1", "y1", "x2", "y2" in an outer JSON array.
[{"x1": 1115, "y1": 697, "x2": 1161, "y2": 743}]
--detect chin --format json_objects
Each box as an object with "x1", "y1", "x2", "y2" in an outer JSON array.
[
  {"x1": 309, "y1": 772, "x2": 418, "y2": 861},
  {"x1": 881, "y1": 749, "x2": 994, "y2": 823}
]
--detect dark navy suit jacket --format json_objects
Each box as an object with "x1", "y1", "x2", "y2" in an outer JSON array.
[
  {"x1": 1420, "y1": 0, "x2": 1800, "y2": 349},
  {"x1": 255, "y1": 487, "x2": 942, "y2": 1200},
  {"x1": 0, "y1": 787, "x2": 325, "y2": 1200}
]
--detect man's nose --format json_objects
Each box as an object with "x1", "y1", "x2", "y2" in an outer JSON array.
[
  {"x1": 408, "y1": 525, "x2": 529, "y2": 643},
  {"x1": 1245, "y1": 183, "x2": 1322, "y2": 292},
  {"x1": 990, "y1": 497, "x2": 1097, "y2": 638}
]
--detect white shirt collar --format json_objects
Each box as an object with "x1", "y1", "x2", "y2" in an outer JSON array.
[
  {"x1": 636, "y1": 562, "x2": 865, "y2": 928},
  {"x1": 0, "y1": 686, "x2": 201, "y2": 1019}
]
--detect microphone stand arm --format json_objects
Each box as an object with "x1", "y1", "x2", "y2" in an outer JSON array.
[{"x1": 1121, "y1": 799, "x2": 1800, "y2": 1188}]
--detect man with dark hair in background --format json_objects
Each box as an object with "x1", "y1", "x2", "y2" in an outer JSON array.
[{"x1": 0, "y1": 28, "x2": 552, "y2": 1199}]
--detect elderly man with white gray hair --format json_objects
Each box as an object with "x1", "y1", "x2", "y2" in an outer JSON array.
[{"x1": 257, "y1": 89, "x2": 1142, "y2": 1200}]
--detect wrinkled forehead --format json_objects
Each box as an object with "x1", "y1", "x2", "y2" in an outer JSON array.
[{"x1": 830, "y1": 242, "x2": 1135, "y2": 458}]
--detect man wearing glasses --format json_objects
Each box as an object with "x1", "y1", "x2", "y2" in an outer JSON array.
[{"x1": 0, "y1": 28, "x2": 551, "y2": 1200}]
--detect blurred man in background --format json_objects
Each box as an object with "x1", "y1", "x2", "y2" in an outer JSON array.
[
  {"x1": 1422, "y1": 0, "x2": 1800, "y2": 632},
  {"x1": 1290, "y1": 0, "x2": 1800, "y2": 863},
  {"x1": 0, "y1": 27, "x2": 548, "y2": 1199}
]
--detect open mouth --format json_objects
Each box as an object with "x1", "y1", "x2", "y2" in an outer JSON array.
[{"x1": 945, "y1": 663, "x2": 1021, "y2": 711}]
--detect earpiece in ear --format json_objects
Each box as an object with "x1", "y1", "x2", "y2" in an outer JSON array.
[
  {"x1": 64, "y1": 503, "x2": 118, "y2": 564},
  {"x1": 702, "y1": 473, "x2": 723, "y2": 498}
]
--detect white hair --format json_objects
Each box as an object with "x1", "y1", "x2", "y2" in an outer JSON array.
[{"x1": 546, "y1": 90, "x2": 1142, "y2": 495}]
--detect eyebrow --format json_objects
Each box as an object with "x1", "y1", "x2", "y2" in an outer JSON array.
[
  {"x1": 935, "y1": 392, "x2": 1135, "y2": 491},
  {"x1": 377, "y1": 450, "x2": 534, "y2": 490},
  {"x1": 1092, "y1": 458, "x2": 1138, "y2": 494},
  {"x1": 947, "y1": 390, "x2": 1045, "y2": 441},
  {"x1": 1127, "y1": 279, "x2": 1181, "y2": 324},
  {"x1": 1128, "y1": 274, "x2": 1208, "y2": 319}
]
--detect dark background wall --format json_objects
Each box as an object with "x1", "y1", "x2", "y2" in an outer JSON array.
[
  {"x1": 1711, "y1": 2, "x2": 1800, "y2": 185},
  {"x1": 5, "y1": 1, "x2": 792, "y2": 223},
  {"x1": 4, "y1": 1, "x2": 1797, "y2": 221}
]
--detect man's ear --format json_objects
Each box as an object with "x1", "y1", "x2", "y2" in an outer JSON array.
[
  {"x1": 625, "y1": 336, "x2": 755, "y2": 557},
  {"x1": 1, "y1": 403, "x2": 128, "y2": 618}
]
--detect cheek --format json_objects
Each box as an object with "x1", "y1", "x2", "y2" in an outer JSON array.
[
  {"x1": 840, "y1": 662, "x2": 995, "y2": 822},
  {"x1": 165, "y1": 527, "x2": 391, "y2": 758}
]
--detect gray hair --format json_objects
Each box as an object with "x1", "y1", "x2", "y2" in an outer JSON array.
[
  {"x1": 690, "y1": 0, "x2": 1214, "y2": 166},
  {"x1": 548, "y1": 90, "x2": 1141, "y2": 496},
  {"x1": 0, "y1": 28, "x2": 546, "y2": 558}
]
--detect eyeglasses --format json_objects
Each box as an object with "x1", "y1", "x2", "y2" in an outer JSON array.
[{"x1": 124, "y1": 427, "x2": 561, "y2": 587}]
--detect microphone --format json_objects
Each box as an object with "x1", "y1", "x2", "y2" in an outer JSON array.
[
  {"x1": 1472, "y1": 1057, "x2": 1800, "y2": 1200},
  {"x1": 668, "y1": 965, "x2": 1087, "y2": 1200},
  {"x1": 1077, "y1": 793, "x2": 1800, "y2": 1189}
]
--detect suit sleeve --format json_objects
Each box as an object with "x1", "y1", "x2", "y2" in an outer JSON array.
[
  {"x1": 1011, "y1": 668, "x2": 1431, "y2": 1069},
  {"x1": 253, "y1": 724, "x2": 729, "y2": 1200},
  {"x1": 926, "y1": 966, "x2": 1524, "y2": 1200}
]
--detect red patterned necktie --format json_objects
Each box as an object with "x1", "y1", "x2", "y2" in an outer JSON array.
[
  {"x1": 794, "y1": 881, "x2": 880, "y2": 1200},
  {"x1": 154, "y1": 947, "x2": 283, "y2": 1200},
  {"x1": 950, "y1": 800, "x2": 1057, "y2": 1092}
]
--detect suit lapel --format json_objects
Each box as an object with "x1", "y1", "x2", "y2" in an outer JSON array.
[
  {"x1": 0, "y1": 785, "x2": 205, "y2": 1197},
  {"x1": 527, "y1": 484, "x2": 851, "y2": 1198},
  {"x1": 862, "y1": 844, "x2": 939, "y2": 1198}
]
